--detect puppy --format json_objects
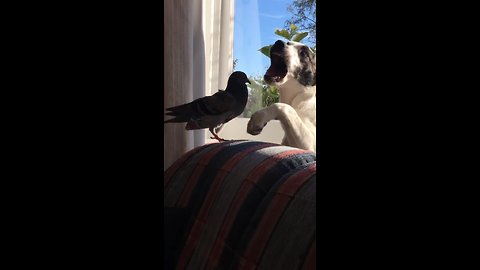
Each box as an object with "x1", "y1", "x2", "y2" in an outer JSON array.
[{"x1": 247, "y1": 40, "x2": 316, "y2": 151}]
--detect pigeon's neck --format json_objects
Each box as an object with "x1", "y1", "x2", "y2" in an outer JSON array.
[
  {"x1": 226, "y1": 83, "x2": 248, "y2": 115},
  {"x1": 226, "y1": 83, "x2": 248, "y2": 97}
]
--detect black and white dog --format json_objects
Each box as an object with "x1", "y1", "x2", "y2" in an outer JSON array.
[{"x1": 247, "y1": 40, "x2": 316, "y2": 151}]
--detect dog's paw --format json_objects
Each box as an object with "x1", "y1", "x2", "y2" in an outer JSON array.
[{"x1": 247, "y1": 111, "x2": 269, "y2": 135}]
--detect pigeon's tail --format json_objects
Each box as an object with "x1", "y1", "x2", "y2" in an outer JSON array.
[
  {"x1": 164, "y1": 117, "x2": 200, "y2": 130},
  {"x1": 164, "y1": 103, "x2": 193, "y2": 124},
  {"x1": 164, "y1": 117, "x2": 189, "y2": 124},
  {"x1": 165, "y1": 103, "x2": 191, "y2": 113}
]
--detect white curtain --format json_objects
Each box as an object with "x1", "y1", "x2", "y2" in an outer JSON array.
[{"x1": 164, "y1": 0, "x2": 235, "y2": 170}]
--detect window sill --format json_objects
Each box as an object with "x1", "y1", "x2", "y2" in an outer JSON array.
[{"x1": 205, "y1": 117, "x2": 284, "y2": 144}]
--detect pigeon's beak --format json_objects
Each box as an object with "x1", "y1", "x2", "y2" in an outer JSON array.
[{"x1": 247, "y1": 79, "x2": 251, "y2": 84}]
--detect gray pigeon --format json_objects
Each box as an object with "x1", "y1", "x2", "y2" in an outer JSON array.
[{"x1": 164, "y1": 71, "x2": 251, "y2": 141}]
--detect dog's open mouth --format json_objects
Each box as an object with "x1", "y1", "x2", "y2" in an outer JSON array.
[{"x1": 264, "y1": 41, "x2": 288, "y2": 84}]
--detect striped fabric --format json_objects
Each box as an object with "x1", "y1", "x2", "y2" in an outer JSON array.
[{"x1": 164, "y1": 140, "x2": 316, "y2": 270}]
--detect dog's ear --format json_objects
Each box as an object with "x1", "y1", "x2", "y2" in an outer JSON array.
[
  {"x1": 295, "y1": 67, "x2": 316, "y2": 87},
  {"x1": 294, "y1": 52, "x2": 316, "y2": 87},
  {"x1": 311, "y1": 54, "x2": 316, "y2": 85},
  {"x1": 307, "y1": 51, "x2": 316, "y2": 86}
]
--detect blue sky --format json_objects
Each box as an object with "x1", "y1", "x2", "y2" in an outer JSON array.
[{"x1": 233, "y1": 0, "x2": 313, "y2": 77}]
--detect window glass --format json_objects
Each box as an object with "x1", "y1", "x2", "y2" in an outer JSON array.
[{"x1": 233, "y1": 0, "x2": 316, "y2": 117}]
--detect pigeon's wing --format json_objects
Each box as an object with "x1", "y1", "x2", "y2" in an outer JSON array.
[
  {"x1": 164, "y1": 91, "x2": 234, "y2": 122},
  {"x1": 165, "y1": 90, "x2": 238, "y2": 130},
  {"x1": 202, "y1": 90, "x2": 237, "y2": 115},
  {"x1": 183, "y1": 91, "x2": 238, "y2": 130},
  {"x1": 211, "y1": 91, "x2": 233, "y2": 133}
]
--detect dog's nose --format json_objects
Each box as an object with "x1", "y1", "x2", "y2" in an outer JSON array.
[{"x1": 274, "y1": 40, "x2": 285, "y2": 48}]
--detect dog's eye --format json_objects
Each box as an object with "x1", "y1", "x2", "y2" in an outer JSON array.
[{"x1": 300, "y1": 49, "x2": 309, "y2": 58}]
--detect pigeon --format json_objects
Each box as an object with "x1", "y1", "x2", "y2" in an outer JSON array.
[{"x1": 164, "y1": 71, "x2": 251, "y2": 142}]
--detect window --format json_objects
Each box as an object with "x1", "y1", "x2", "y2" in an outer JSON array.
[{"x1": 207, "y1": 0, "x2": 316, "y2": 144}]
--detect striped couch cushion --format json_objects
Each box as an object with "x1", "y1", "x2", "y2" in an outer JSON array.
[{"x1": 164, "y1": 140, "x2": 316, "y2": 270}]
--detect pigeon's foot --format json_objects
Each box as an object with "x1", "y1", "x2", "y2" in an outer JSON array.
[
  {"x1": 209, "y1": 128, "x2": 228, "y2": 142},
  {"x1": 210, "y1": 136, "x2": 227, "y2": 142},
  {"x1": 210, "y1": 132, "x2": 228, "y2": 142}
]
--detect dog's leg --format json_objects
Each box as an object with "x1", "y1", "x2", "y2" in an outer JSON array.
[
  {"x1": 247, "y1": 106, "x2": 277, "y2": 135},
  {"x1": 247, "y1": 103, "x2": 315, "y2": 151}
]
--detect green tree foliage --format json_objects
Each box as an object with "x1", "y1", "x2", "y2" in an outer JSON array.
[
  {"x1": 258, "y1": 24, "x2": 310, "y2": 58},
  {"x1": 284, "y1": 0, "x2": 316, "y2": 44},
  {"x1": 233, "y1": 58, "x2": 238, "y2": 70}
]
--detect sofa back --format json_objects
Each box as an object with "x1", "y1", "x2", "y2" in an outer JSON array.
[{"x1": 164, "y1": 140, "x2": 316, "y2": 269}]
